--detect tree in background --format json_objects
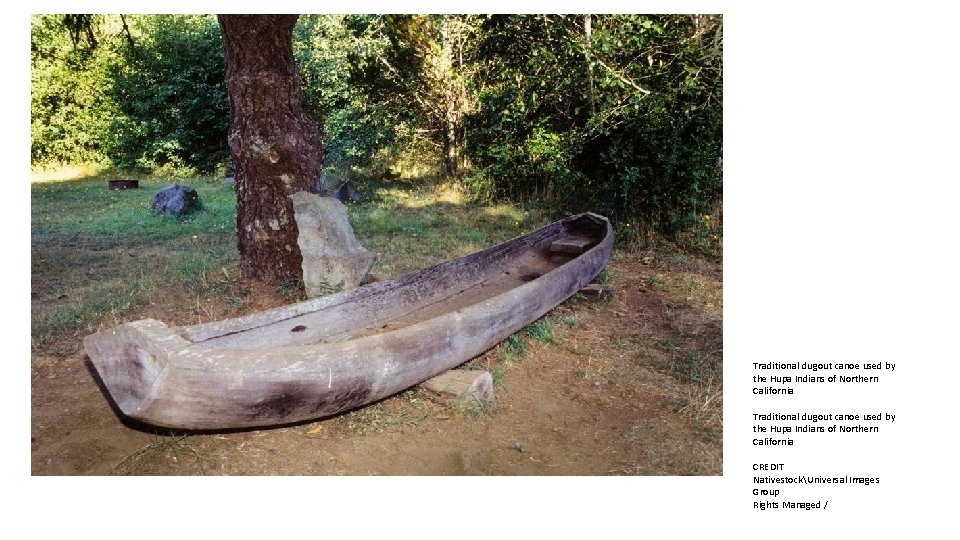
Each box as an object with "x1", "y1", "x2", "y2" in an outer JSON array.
[
  {"x1": 218, "y1": 14, "x2": 323, "y2": 284},
  {"x1": 301, "y1": 15, "x2": 479, "y2": 180},
  {"x1": 467, "y1": 14, "x2": 722, "y2": 232},
  {"x1": 380, "y1": 15, "x2": 478, "y2": 179},
  {"x1": 293, "y1": 15, "x2": 406, "y2": 178}
]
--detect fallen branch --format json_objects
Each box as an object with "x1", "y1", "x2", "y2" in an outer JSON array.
[{"x1": 595, "y1": 58, "x2": 652, "y2": 95}]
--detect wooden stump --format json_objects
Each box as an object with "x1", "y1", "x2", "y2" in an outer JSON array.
[
  {"x1": 108, "y1": 180, "x2": 139, "y2": 190},
  {"x1": 420, "y1": 369, "x2": 496, "y2": 409}
]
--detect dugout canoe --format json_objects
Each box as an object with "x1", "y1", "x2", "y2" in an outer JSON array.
[{"x1": 83, "y1": 212, "x2": 614, "y2": 430}]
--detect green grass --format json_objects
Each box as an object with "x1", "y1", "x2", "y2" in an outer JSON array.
[
  {"x1": 497, "y1": 334, "x2": 528, "y2": 362},
  {"x1": 491, "y1": 367, "x2": 506, "y2": 389},
  {"x1": 348, "y1": 183, "x2": 549, "y2": 277},
  {"x1": 526, "y1": 316, "x2": 556, "y2": 344},
  {"x1": 31, "y1": 271, "x2": 157, "y2": 349},
  {"x1": 31, "y1": 177, "x2": 237, "y2": 247},
  {"x1": 593, "y1": 267, "x2": 616, "y2": 284},
  {"x1": 490, "y1": 314, "x2": 563, "y2": 369},
  {"x1": 31, "y1": 177, "x2": 241, "y2": 349},
  {"x1": 647, "y1": 273, "x2": 665, "y2": 289}
]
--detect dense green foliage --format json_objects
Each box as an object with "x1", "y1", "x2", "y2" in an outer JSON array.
[
  {"x1": 31, "y1": 14, "x2": 722, "y2": 237},
  {"x1": 294, "y1": 15, "x2": 413, "y2": 174},
  {"x1": 105, "y1": 15, "x2": 228, "y2": 172},
  {"x1": 466, "y1": 15, "x2": 722, "y2": 231},
  {"x1": 31, "y1": 15, "x2": 115, "y2": 165},
  {"x1": 31, "y1": 14, "x2": 228, "y2": 174}
]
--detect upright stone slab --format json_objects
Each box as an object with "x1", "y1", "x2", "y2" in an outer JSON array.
[{"x1": 291, "y1": 191, "x2": 376, "y2": 298}]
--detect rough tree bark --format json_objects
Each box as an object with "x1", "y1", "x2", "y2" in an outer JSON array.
[
  {"x1": 218, "y1": 15, "x2": 322, "y2": 284},
  {"x1": 440, "y1": 17, "x2": 459, "y2": 179},
  {"x1": 584, "y1": 14, "x2": 596, "y2": 115}
]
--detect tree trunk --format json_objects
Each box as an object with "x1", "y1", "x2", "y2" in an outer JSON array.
[
  {"x1": 443, "y1": 107, "x2": 458, "y2": 179},
  {"x1": 120, "y1": 14, "x2": 136, "y2": 52},
  {"x1": 584, "y1": 14, "x2": 596, "y2": 115},
  {"x1": 218, "y1": 15, "x2": 323, "y2": 284},
  {"x1": 441, "y1": 17, "x2": 459, "y2": 179}
]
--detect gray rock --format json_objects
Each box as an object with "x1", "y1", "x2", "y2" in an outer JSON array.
[
  {"x1": 316, "y1": 174, "x2": 330, "y2": 195},
  {"x1": 331, "y1": 180, "x2": 364, "y2": 203},
  {"x1": 151, "y1": 184, "x2": 202, "y2": 216},
  {"x1": 291, "y1": 191, "x2": 376, "y2": 298}
]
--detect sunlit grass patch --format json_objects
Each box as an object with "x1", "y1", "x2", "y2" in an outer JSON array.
[
  {"x1": 391, "y1": 183, "x2": 467, "y2": 209},
  {"x1": 348, "y1": 182, "x2": 550, "y2": 277},
  {"x1": 646, "y1": 271, "x2": 722, "y2": 314},
  {"x1": 30, "y1": 163, "x2": 107, "y2": 183}
]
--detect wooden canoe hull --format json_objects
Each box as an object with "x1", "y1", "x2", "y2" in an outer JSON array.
[{"x1": 83, "y1": 213, "x2": 614, "y2": 430}]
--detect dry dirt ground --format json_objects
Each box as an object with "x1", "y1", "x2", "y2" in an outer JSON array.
[{"x1": 31, "y1": 245, "x2": 722, "y2": 476}]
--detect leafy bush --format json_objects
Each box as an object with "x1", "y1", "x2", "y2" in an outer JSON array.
[
  {"x1": 103, "y1": 15, "x2": 228, "y2": 173},
  {"x1": 30, "y1": 15, "x2": 116, "y2": 166},
  {"x1": 466, "y1": 15, "x2": 722, "y2": 236},
  {"x1": 31, "y1": 15, "x2": 229, "y2": 174}
]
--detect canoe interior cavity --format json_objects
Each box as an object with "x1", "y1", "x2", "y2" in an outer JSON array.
[{"x1": 186, "y1": 215, "x2": 603, "y2": 351}]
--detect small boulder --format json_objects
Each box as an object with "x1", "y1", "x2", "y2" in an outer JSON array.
[
  {"x1": 151, "y1": 184, "x2": 202, "y2": 216},
  {"x1": 331, "y1": 180, "x2": 364, "y2": 203}
]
